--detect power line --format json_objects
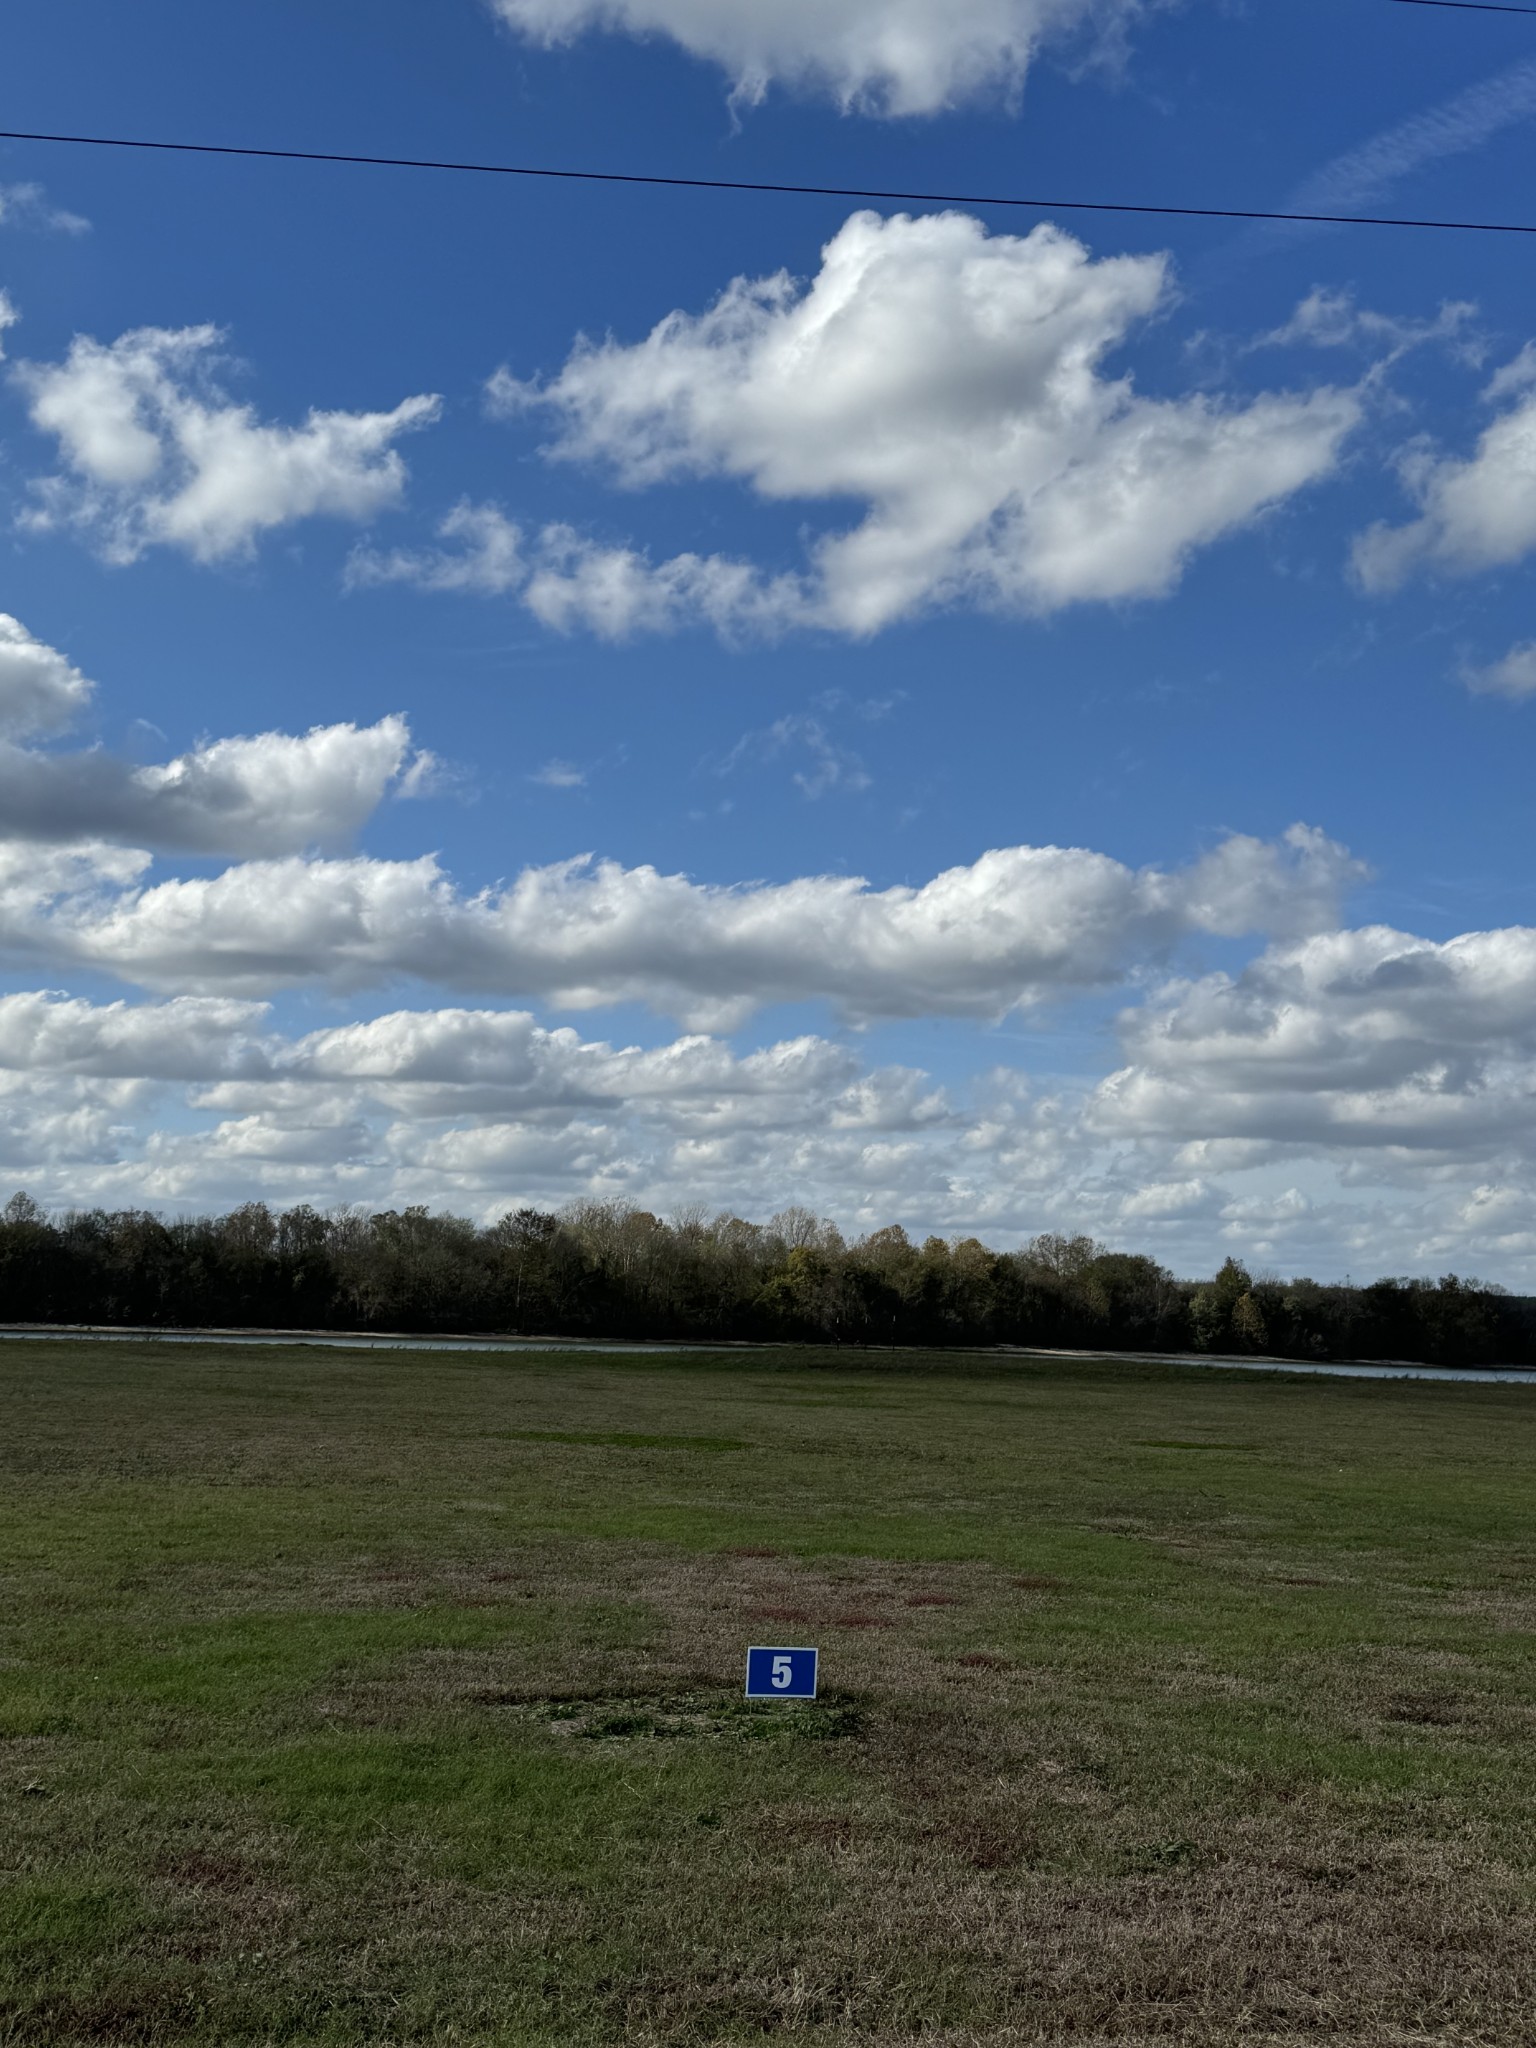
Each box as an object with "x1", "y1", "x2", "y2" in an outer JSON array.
[
  {"x1": 3, "y1": 125, "x2": 1536, "y2": 238},
  {"x1": 1388, "y1": 1, "x2": 1536, "y2": 16}
]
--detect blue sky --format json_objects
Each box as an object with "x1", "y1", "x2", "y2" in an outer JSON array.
[{"x1": 3, "y1": 0, "x2": 1536, "y2": 1280}]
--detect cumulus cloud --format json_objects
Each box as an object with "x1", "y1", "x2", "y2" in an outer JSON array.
[
  {"x1": 1065, "y1": 914, "x2": 1536, "y2": 1275},
  {"x1": 0, "y1": 290, "x2": 18, "y2": 362},
  {"x1": 0, "y1": 990, "x2": 973, "y2": 1224},
  {"x1": 349, "y1": 502, "x2": 804, "y2": 640},
  {"x1": 0, "y1": 613, "x2": 96, "y2": 737},
  {"x1": 1353, "y1": 349, "x2": 1536, "y2": 591},
  {"x1": 286, "y1": 1007, "x2": 876, "y2": 1117},
  {"x1": 488, "y1": 0, "x2": 1158, "y2": 116},
  {"x1": 434, "y1": 212, "x2": 1356, "y2": 639},
  {"x1": 0, "y1": 617, "x2": 435, "y2": 856},
  {"x1": 0, "y1": 822, "x2": 1362, "y2": 1023},
  {"x1": 1092, "y1": 923, "x2": 1536, "y2": 1159},
  {"x1": 517, "y1": 526, "x2": 802, "y2": 638},
  {"x1": 0, "y1": 996, "x2": 626, "y2": 1103},
  {"x1": 4, "y1": 937, "x2": 1536, "y2": 1277},
  {"x1": 13, "y1": 324, "x2": 440, "y2": 563},
  {"x1": 0, "y1": 715, "x2": 433, "y2": 858},
  {"x1": 0, "y1": 841, "x2": 154, "y2": 985},
  {"x1": 0, "y1": 990, "x2": 271, "y2": 1081},
  {"x1": 0, "y1": 983, "x2": 1484, "y2": 1280}
]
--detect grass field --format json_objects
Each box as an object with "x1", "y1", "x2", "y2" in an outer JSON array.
[{"x1": 2, "y1": 1341, "x2": 1534, "y2": 2047}]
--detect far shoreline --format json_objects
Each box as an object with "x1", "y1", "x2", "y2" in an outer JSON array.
[{"x1": 2, "y1": 1322, "x2": 1533, "y2": 1384}]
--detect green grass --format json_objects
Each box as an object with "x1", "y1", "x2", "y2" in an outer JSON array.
[{"x1": 2, "y1": 1340, "x2": 1534, "y2": 2045}]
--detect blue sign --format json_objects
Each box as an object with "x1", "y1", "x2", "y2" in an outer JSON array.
[{"x1": 745, "y1": 1645, "x2": 819, "y2": 1700}]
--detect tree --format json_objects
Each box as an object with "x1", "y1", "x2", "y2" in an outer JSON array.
[
  {"x1": 1023, "y1": 1232, "x2": 1101, "y2": 1280},
  {"x1": 1212, "y1": 1258, "x2": 1253, "y2": 1312},
  {"x1": 1188, "y1": 1287, "x2": 1224, "y2": 1352},
  {"x1": 757, "y1": 1245, "x2": 845, "y2": 1340},
  {"x1": 0, "y1": 1191, "x2": 1521, "y2": 1366},
  {"x1": 1230, "y1": 1290, "x2": 1268, "y2": 1352}
]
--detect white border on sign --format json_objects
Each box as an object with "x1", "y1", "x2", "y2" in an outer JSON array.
[{"x1": 744, "y1": 1645, "x2": 819, "y2": 1698}]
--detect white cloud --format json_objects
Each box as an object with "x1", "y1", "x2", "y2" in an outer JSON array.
[
  {"x1": 0, "y1": 593, "x2": 1522, "y2": 1271},
  {"x1": 530, "y1": 759, "x2": 587, "y2": 788},
  {"x1": 0, "y1": 840, "x2": 155, "y2": 979},
  {"x1": 443, "y1": 212, "x2": 1357, "y2": 638},
  {"x1": 1462, "y1": 642, "x2": 1536, "y2": 700},
  {"x1": 0, "y1": 991, "x2": 270, "y2": 1081},
  {"x1": 517, "y1": 526, "x2": 802, "y2": 638},
  {"x1": 13, "y1": 324, "x2": 440, "y2": 563},
  {"x1": 0, "y1": 990, "x2": 973, "y2": 1224},
  {"x1": 1353, "y1": 351, "x2": 1536, "y2": 591},
  {"x1": 0, "y1": 617, "x2": 431, "y2": 855},
  {"x1": 0, "y1": 1034, "x2": 1441, "y2": 1277},
  {"x1": 1092, "y1": 923, "x2": 1536, "y2": 1159},
  {"x1": 4, "y1": 936, "x2": 1536, "y2": 1277},
  {"x1": 0, "y1": 715, "x2": 434, "y2": 858},
  {"x1": 1118, "y1": 1175, "x2": 1218, "y2": 1220},
  {"x1": 0, "y1": 613, "x2": 96, "y2": 737},
  {"x1": 350, "y1": 504, "x2": 798, "y2": 641},
  {"x1": 1059, "y1": 913, "x2": 1536, "y2": 1277},
  {"x1": 1482, "y1": 343, "x2": 1536, "y2": 405},
  {"x1": 1254, "y1": 287, "x2": 1478, "y2": 361},
  {"x1": 285, "y1": 1007, "x2": 871, "y2": 1112},
  {"x1": 348, "y1": 497, "x2": 525, "y2": 595},
  {"x1": 0, "y1": 183, "x2": 90, "y2": 235},
  {"x1": 488, "y1": 0, "x2": 1158, "y2": 116},
  {"x1": 0, "y1": 290, "x2": 18, "y2": 362},
  {"x1": 3, "y1": 822, "x2": 1361, "y2": 1024}
]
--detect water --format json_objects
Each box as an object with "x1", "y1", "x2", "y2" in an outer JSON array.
[
  {"x1": 0, "y1": 1326, "x2": 1533, "y2": 1385},
  {"x1": 1005, "y1": 1344, "x2": 1536, "y2": 1385},
  {"x1": 0, "y1": 1327, "x2": 686, "y2": 1357},
  {"x1": 1102, "y1": 1354, "x2": 1536, "y2": 1386}
]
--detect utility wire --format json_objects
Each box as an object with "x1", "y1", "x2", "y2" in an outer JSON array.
[
  {"x1": 1388, "y1": 1, "x2": 1536, "y2": 16},
  {"x1": 3, "y1": 125, "x2": 1536, "y2": 237}
]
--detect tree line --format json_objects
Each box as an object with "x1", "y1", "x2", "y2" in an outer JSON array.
[{"x1": 0, "y1": 1191, "x2": 1528, "y2": 1368}]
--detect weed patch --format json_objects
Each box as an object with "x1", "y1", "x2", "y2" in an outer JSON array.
[
  {"x1": 482, "y1": 1686, "x2": 865, "y2": 1744},
  {"x1": 493, "y1": 1428, "x2": 747, "y2": 1451}
]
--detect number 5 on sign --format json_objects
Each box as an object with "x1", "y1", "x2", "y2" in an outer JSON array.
[{"x1": 745, "y1": 1645, "x2": 818, "y2": 1700}]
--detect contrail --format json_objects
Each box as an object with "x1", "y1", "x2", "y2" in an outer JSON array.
[
  {"x1": 1291, "y1": 57, "x2": 1536, "y2": 216},
  {"x1": 1208, "y1": 56, "x2": 1536, "y2": 271}
]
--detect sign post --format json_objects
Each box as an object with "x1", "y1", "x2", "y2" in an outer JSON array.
[{"x1": 744, "y1": 1644, "x2": 819, "y2": 1700}]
